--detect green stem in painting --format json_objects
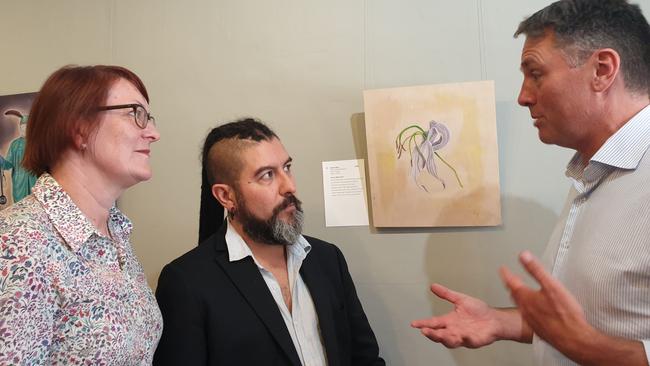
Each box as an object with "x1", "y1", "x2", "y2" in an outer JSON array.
[
  {"x1": 434, "y1": 152, "x2": 463, "y2": 188},
  {"x1": 405, "y1": 131, "x2": 426, "y2": 163},
  {"x1": 395, "y1": 125, "x2": 427, "y2": 154}
]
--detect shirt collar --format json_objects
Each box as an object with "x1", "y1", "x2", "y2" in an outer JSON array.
[
  {"x1": 33, "y1": 173, "x2": 132, "y2": 252},
  {"x1": 225, "y1": 219, "x2": 311, "y2": 267},
  {"x1": 566, "y1": 105, "x2": 650, "y2": 179}
]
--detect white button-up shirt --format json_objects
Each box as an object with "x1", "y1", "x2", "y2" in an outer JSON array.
[
  {"x1": 225, "y1": 220, "x2": 328, "y2": 366},
  {"x1": 534, "y1": 105, "x2": 650, "y2": 365}
]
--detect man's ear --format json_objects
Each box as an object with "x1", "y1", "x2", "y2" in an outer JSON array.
[
  {"x1": 592, "y1": 48, "x2": 620, "y2": 92},
  {"x1": 211, "y1": 183, "x2": 236, "y2": 212}
]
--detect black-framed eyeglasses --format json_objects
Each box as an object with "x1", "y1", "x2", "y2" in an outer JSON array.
[{"x1": 97, "y1": 104, "x2": 156, "y2": 129}]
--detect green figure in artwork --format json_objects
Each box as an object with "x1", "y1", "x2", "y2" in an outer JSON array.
[{"x1": 0, "y1": 110, "x2": 37, "y2": 203}]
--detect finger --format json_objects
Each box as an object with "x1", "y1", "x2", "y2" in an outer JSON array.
[
  {"x1": 430, "y1": 283, "x2": 463, "y2": 304},
  {"x1": 518, "y1": 251, "x2": 553, "y2": 289},
  {"x1": 411, "y1": 316, "x2": 446, "y2": 329},
  {"x1": 499, "y1": 266, "x2": 527, "y2": 294},
  {"x1": 420, "y1": 328, "x2": 462, "y2": 349},
  {"x1": 500, "y1": 266, "x2": 541, "y2": 310}
]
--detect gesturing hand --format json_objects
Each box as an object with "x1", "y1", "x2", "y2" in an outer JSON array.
[
  {"x1": 411, "y1": 284, "x2": 513, "y2": 348},
  {"x1": 499, "y1": 251, "x2": 594, "y2": 357}
]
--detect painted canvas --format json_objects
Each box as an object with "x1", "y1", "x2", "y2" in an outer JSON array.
[
  {"x1": 0, "y1": 92, "x2": 38, "y2": 210},
  {"x1": 363, "y1": 81, "x2": 501, "y2": 227}
]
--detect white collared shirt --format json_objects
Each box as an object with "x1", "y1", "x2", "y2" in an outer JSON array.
[
  {"x1": 534, "y1": 105, "x2": 650, "y2": 365},
  {"x1": 225, "y1": 220, "x2": 328, "y2": 366}
]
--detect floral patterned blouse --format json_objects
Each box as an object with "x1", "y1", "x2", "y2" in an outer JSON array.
[{"x1": 0, "y1": 174, "x2": 162, "y2": 365}]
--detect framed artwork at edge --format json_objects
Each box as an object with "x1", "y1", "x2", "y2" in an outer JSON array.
[{"x1": 0, "y1": 92, "x2": 38, "y2": 210}]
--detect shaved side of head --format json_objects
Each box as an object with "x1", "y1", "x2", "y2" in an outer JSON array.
[{"x1": 207, "y1": 137, "x2": 260, "y2": 186}]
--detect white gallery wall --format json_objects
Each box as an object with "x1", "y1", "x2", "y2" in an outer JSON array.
[{"x1": 4, "y1": 1, "x2": 648, "y2": 364}]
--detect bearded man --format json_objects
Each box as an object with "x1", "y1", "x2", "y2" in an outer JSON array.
[{"x1": 154, "y1": 118, "x2": 384, "y2": 366}]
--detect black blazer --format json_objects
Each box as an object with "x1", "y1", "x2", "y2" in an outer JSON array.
[{"x1": 153, "y1": 223, "x2": 384, "y2": 366}]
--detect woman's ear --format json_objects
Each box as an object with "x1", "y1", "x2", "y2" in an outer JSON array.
[{"x1": 73, "y1": 131, "x2": 87, "y2": 151}]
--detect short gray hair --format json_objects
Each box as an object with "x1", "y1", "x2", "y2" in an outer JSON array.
[{"x1": 514, "y1": 0, "x2": 650, "y2": 94}]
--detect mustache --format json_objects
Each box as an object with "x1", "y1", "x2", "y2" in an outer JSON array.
[{"x1": 272, "y1": 194, "x2": 302, "y2": 215}]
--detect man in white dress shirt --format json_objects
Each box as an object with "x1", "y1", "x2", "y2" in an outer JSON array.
[{"x1": 412, "y1": 0, "x2": 650, "y2": 365}]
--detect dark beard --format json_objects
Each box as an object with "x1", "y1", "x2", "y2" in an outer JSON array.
[{"x1": 238, "y1": 194, "x2": 304, "y2": 246}]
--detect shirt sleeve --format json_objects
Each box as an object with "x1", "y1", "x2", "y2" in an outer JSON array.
[{"x1": 0, "y1": 229, "x2": 55, "y2": 364}]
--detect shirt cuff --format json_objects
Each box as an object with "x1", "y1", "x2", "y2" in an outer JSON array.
[{"x1": 642, "y1": 339, "x2": 650, "y2": 365}]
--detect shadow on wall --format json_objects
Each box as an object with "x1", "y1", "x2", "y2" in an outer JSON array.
[
  {"x1": 348, "y1": 112, "x2": 560, "y2": 365},
  {"x1": 421, "y1": 195, "x2": 556, "y2": 366}
]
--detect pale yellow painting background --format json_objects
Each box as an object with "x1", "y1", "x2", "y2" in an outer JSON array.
[{"x1": 364, "y1": 81, "x2": 501, "y2": 227}]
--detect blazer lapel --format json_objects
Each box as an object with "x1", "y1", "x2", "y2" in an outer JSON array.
[
  {"x1": 300, "y1": 253, "x2": 341, "y2": 366},
  {"x1": 212, "y1": 231, "x2": 302, "y2": 366}
]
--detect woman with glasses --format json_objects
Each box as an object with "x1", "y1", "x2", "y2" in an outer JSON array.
[{"x1": 0, "y1": 65, "x2": 162, "y2": 364}]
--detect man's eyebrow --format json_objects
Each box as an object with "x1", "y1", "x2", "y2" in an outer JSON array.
[{"x1": 520, "y1": 58, "x2": 541, "y2": 71}]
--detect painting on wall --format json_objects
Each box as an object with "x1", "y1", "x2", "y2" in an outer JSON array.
[
  {"x1": 363, "y1": 81, "x2": 501, "y2": 227},
  {"x1": 0, "y1": 92, "x2": 38, "y2": 211}
]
